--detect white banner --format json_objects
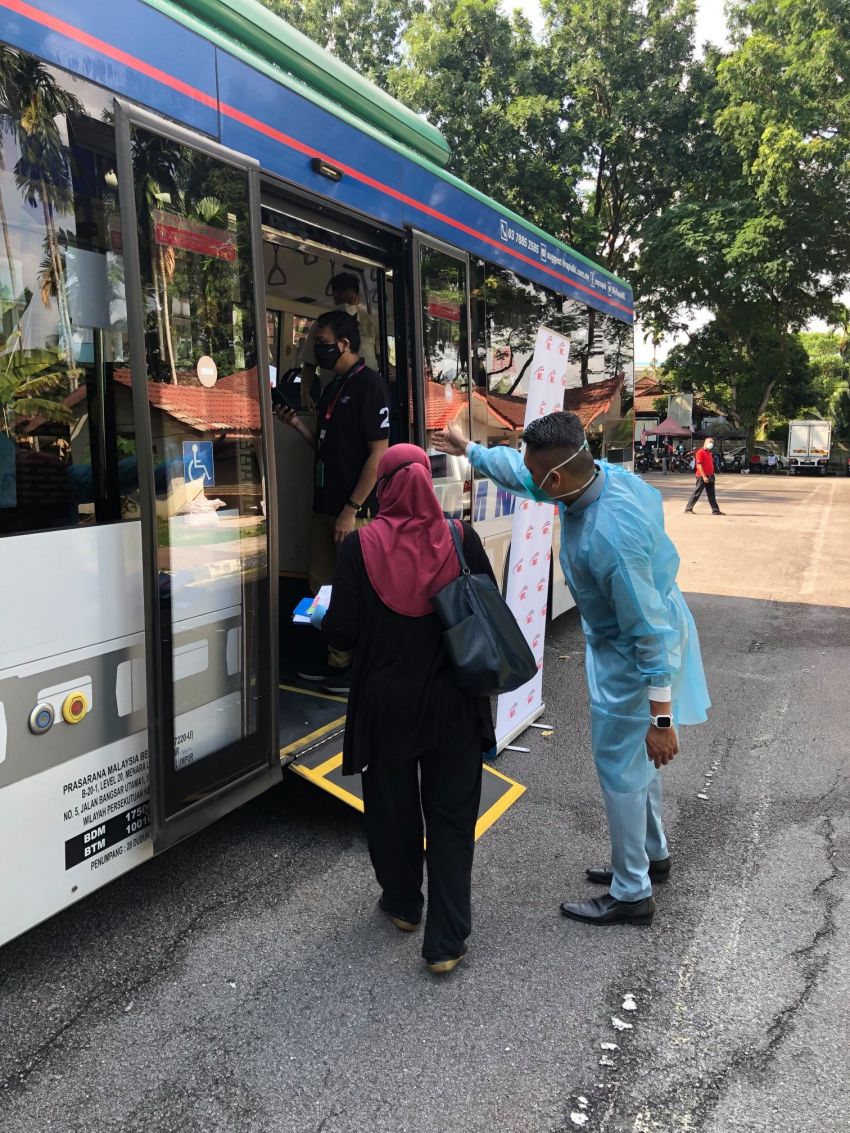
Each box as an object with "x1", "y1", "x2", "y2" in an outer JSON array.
[{"x1": 495, "y1": 326, "x2": 570, "y2": 747}]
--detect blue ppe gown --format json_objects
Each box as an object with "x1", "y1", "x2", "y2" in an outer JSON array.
[{"x1": 467, "y1": 445, "x2": 711, "y2": 901}]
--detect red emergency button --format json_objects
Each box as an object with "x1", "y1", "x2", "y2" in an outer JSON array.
[{"x1": 62, "y1": 691, "x2": 89, "y2": 725}]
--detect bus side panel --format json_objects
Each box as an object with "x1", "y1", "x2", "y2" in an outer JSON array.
[
  {"x1": 1, "y1": 0, "x2": 218, "y2": 136},
  {"x1": 213, "y1": 51, "x2": 632, "y2": 324},
  {"x1": 0, "y1": 525, "x2": 153, "y2": 947},
  {"x1": 215, "y1": 51, "x2": 407, "y2": 230}
]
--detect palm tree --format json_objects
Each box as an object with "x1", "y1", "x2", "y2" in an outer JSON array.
[
  {"x1": 131, "y1": 130, "x2": 186, "y2": 383},
  {"x1": 4, "y1": 52, "x2": 82, "y2": 381},
  {"x1": 0, "y1": 47, "x2": 20, "y2": 306}
]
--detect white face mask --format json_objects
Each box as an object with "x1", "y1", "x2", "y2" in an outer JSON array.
[
  {"x1": 535, "y1": 440, "x2": 597, "y2": 500},
  {"x1": 705, "y1": 442, "x2": 714, "y2": 451},
  {"x1": 340, "y1": 303, "x2": 359, "y2": 316}
]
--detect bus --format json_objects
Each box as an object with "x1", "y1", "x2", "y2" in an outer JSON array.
[{"x1": 0, "y1": 0, "x2": 635, "y2": 946}]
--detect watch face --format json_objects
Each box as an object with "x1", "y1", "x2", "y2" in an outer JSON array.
[{"x1": 654, "y1": 715, "x2": 673, "y2": 729}]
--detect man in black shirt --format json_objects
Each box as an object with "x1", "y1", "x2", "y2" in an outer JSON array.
[{"x1": 276, "y1": 309, "x2": 390, "y2": 691}]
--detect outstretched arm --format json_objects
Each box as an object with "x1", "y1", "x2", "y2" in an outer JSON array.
[{"x1": 433, "y1": 425, "x2": 549, "y2": 503}]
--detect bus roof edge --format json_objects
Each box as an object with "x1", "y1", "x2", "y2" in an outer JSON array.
[{"x1": 163, "y1": 0, "x2": 452, "y2": 168}]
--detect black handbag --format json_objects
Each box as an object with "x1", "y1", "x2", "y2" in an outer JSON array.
[{"x1": 432, "y1": 521, "x2": 538, "y2": 697}]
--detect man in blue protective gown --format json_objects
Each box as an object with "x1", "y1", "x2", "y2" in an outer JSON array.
[{"x1": 434, "y1": 413, "x2": 710, "y2": 926}]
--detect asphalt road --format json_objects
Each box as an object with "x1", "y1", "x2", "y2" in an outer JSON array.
[{"x1": 1, "y1": 473, "x2": 848, "y2": 1133}]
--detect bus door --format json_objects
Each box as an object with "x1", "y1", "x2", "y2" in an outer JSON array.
[
  {"x1": 114, "y1": 103, "x2": 280, "y2": 853},
  {"x1": 258, "y1": 198, "x2": 406, "y2": 759},
  {"x1": 410, "y1": 234, "x2": 474, "y2": 517}
]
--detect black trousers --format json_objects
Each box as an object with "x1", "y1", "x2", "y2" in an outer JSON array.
[
  {"x1": 685, "y1": 477, "x2": 720, "y2": 512},
  {"x1": 361, "y1": 738, "x2": 483, "y2": 963}
]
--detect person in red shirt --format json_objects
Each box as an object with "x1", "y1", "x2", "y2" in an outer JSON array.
[{"x1": 684, "y1": 438, "x2": 724, "y2": 514}]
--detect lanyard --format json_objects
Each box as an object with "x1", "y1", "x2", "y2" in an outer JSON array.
[{"x1": 322, "y1": 361, "x2": 365, "y2": 426}]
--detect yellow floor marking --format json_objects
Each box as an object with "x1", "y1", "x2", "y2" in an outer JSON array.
[
  {"x1": 290, "y1": 753, "x2": 365, "y2": 813},
  {"x1": 475, "y1": 774, "x2": 527, "y2": 840},
  {"x1": 288, "y1": 754, "x2": 525, "y2": 840},
  {"x1": 279, "y1": 683, "x2": 347, "y2": 703},
  {"x1": 279, "y1": 716, "x2": 346, "y2": 759}
]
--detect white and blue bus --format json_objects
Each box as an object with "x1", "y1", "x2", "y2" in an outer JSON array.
[{"x1": 0, "y1": 0, "x2": 634, "y2": 945}]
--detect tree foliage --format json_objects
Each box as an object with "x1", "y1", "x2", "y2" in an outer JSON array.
[
  {"x1": 262, "y1": 0, "x2": 423, "y2": 87},
  {"x1": 640, "y1": 0, "x2": 850, "y2": 446},
  {"x1": 541, "y1": 0, "x2": 697, "y2": 276},
  {"x1": 391, "y1": 0, "x2": 573, "y2": 237}
]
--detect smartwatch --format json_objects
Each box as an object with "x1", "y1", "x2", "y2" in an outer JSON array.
[{"x1": 650, "y1": 714, "x2": 673, "y2": 730}]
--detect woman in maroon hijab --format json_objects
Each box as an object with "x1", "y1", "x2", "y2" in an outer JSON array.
[{"x1": 319, "y1": 444, "x2": 496, "y2": 974}]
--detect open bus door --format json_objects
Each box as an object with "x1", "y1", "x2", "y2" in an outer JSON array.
[{"x1": 115, "y1": 102, "x2": 280, "y2": 854}]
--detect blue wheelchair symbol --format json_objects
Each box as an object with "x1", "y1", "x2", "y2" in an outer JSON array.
[{"x1": 182, "y1": 440, "x2": 215, "y2": 487}]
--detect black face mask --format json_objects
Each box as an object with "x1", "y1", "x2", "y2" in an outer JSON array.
[{"x1": 315, "y1": 341, "x2": 342, "y2": 370}]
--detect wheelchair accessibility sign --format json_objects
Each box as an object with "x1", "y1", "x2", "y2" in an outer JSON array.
[{"x1": 183, "y1": 440, "x2": 215, "y2": 486}]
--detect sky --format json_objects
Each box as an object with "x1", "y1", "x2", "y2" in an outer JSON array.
[{"x1": 506, "y1": 1, "x2": 731, "y2": 364}]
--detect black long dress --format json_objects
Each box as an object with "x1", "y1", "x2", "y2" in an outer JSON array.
[
  {"x1": 320, "y1": 520, "x2": 497, "y2": 964},
  {"x1": 320, "y1": 521, "x2": 496, "y2": 776}
]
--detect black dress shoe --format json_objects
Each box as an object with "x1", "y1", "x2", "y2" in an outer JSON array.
[
  {"x1": 586, "y1": 857, "x2": 671, "y2": 886},
  {"x1": 561, "y1": 893, "x2": 655, "y2": 925}
]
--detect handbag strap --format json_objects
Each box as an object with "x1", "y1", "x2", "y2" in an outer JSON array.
[{"x1": 446, "y1": 519, "x2": 471, "y2": 576}]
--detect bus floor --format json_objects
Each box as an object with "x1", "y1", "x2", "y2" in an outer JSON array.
[{"x1": 278, "y1": 682, "x2": 527, "y2": 842}]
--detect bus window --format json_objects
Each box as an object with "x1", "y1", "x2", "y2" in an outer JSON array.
[
  {"x1": 0, "y1": 53, "x2": 137, "y2": 536},
  {"x1": 417, "y1": 243, "x2": 472, "y2": 516}
]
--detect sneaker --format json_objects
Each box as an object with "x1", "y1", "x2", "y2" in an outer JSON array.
[
  {"x1": 296, "y1": 667, "x2": 327, "y2": 682},
  {"x1": 321, "y1": 666, "x2": 352, "y2": 695}
]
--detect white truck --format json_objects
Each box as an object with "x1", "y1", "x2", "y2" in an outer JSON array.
[{"x1": 787, "y1": 419, "x2": 832, "y2": 475}]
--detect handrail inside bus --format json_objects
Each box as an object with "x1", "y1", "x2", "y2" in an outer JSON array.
[{"x1": 153, "y1": 0, "x2": 452, "y2": 168}]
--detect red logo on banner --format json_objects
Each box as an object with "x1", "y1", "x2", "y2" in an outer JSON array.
[
  {"x1": 561, "y1": 373, "x2": 569, "y2": 387},
  {"x1": 548, "y1": 370, "x2": 557, "y2": 384},
  {"x1": 532, "y1": 633, "x2": 542, "y2": 651},
  {"x1": 545, "y1": 335, "x2": 553, "y2": 350},
  {"x1": 537, "y1": 659, "x2": 544, "y2": 670},
  {"x1": 525, "y1": 524, "x2": 535, "y2": 540},
  {"x1": 536, "y1": 576, "x2": 547, "y2": 593},
  {"x1": 153, "y1": 209, "x2": 237, "y2": 262},
  {"x1": 542, "y1": 519, "x2": 552, "y2": 536},
  {"x1": 538, "y1": 400, "x2": 547, "y2": 416},
  {"x1": 519, "y1": 584, "x2": 529, "y2": 601},
  {"x1": 509, "y1": 702, "x2": 518, "y2": 719},
  {"x1": 520, "y1": 499, "x2": 530, "y2": 512},
  {"x1": 525, "y1": 611, "x2": 535, "y2": 626},
  {"x1": 426, "y1": 297, "x2": 461, "y2": 322},
  {"x1": 540, "y1": 604, "x2": 548, "y2": 620},
  {"x1": 559, "y1": 341, "x2": 567, "y2": 356},
  {"x1": 530, "y1": 550, "x2": 541, "y2": 567},
  {"x1": 527, "y1": 689, "x2": 536, "y2": 704},
  {"x1": 545, "y1": 548, "x2": 552, "y2": 563},
  {"x1": 513, "y1": 557, "x2": 525, "y2": 574},
  {"x1": 534, "y1": 365, "x2": 545, "y2": 381}
]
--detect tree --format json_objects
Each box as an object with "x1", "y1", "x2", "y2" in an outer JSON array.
[
  {"x1": 662, "y1": 317, "x2": 812, "y2": 442},
  {"x1": 718, "y1": 0, "x2": 850, "y2": 293},
  {"x1": 798, "y1": 331, "x2": 849, "y2": 416},
  {"x1": 2, "y1": 52, "x2": 83, "y2": 380},
  {"x1": 131, "y1": 130, "x2": 187, "y2": 383},
  {"x1": 390, "y1": 0, "x2": 573, "y2": 237},
  {"x1": 542, "y1": 0, "x2": 697, "y2": 277},
  {"x1": 0, "y1": 46, "x2": 20, "y2": 305},
  {"x1": 831, "y1": 386, "x2": 850, "y2": 445},
  {"x1": 639, "y1": 17, "x2": 848, "y2": 450},
  {"x1": 262, "y1": 0, "x2": 422, "y2": 88}
]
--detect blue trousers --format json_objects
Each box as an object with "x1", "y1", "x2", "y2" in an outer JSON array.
[{"x1": 601, "y1": 773, "x2": 669, "y2": 902}]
